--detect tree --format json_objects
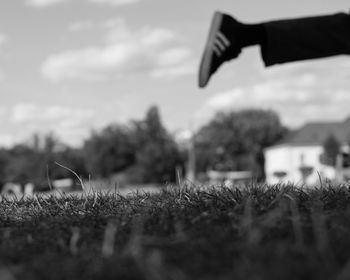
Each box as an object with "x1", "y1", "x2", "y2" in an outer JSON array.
[
  {"x1": 81, "y1": 105, "x2": 184, "y2": 184},
  {"x1": 131, "y1": 106, "x2": 183, "y2": 183},
  {"x1": 299, "y1": 166, "x2": 314, "y2": 184},
  {"x1": 5, "y1": 144, "x2": 42, "y2": 187},
  {"x1": 82, "y1": 106, "x2": 184, "y2": 184},
  {"x1": 0, "y1": 149, "x2": 10, "y2": 186},
  {"x1": 195, "y1": 109, "x2": 288, "y2": 180},
  {"x1": 53, "y1": 147, "x2": 89, "y2": 180},
  {"x1": 321, "y1": 134, "x2": 340, "y2": 166},
  {"x1": 0, "y1": 133, "x2": 87, "y2": 191},
  {"x1": 83, "y1": 125, "x2": 136, "y2": 178}
]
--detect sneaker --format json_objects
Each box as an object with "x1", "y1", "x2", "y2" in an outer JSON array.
[{"x1": 198, "y1": 11, "x2": 242, "y2": 88}]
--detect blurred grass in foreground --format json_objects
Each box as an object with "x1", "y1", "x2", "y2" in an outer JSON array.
[{"x1": 1, "y1": 184, "x2": 350, "y2": 280}]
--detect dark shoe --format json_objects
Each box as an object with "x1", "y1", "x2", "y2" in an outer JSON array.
[{"x1": 199, "y1": 11, "x2": 242, "y2": 88}]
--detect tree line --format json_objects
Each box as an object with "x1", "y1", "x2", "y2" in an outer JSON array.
[{"x1": 0, "y1": 106, "x2": 288, "y2": 191}]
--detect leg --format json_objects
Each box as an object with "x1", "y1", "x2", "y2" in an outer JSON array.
[
  {"x1": 261, "y1": 13, "x2": 350, "y2": 66},
  {"x1": 199, "y1": 11, "x2": 350, "y2": 88}
]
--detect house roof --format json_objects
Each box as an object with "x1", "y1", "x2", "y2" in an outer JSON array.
[{"x1": 276, "y1": 118, "x2": 350, "y2": 146}]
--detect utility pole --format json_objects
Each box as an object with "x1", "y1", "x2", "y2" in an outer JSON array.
[
  {"x1": 186, "y1": 132, "x2": 196, "y2": 183},
  {"x1": 335, "y1": 153, "x2": 343, "y2": 183}
]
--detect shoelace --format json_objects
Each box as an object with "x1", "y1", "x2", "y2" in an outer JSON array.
[{"x1": 212, "y1": 31, "x2": 231, "y2": 57}]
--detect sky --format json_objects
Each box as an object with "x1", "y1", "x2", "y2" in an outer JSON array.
[{"x1": 0, "y1": 0, "x2": 349, "y2": 147}]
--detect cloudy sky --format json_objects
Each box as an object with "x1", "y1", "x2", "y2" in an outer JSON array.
[{"x1": 0, "y1": 0, "x2": 349, "y2": 147}]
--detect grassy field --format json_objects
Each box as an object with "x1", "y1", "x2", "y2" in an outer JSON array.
[{"x1": 1, "y1": 183, "x2": 350, "y2": 280}]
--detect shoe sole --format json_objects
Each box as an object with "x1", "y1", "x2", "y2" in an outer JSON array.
[{"x1": 198, "y1": 11, "x2": 224, "y2": 88}]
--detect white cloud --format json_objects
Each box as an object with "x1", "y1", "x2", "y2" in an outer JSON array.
[
  {"x1": 156, "y1": 48, "x2": 192, "y2": 67},
  {"x1": 41, "y1": 22, "x2": 194, "y2": 81},
  {"x1": 101, "y1": 18, "x2": 133, "y2": 43},
  {"x1": 11, "y1": 103, "x2": 95, "y2": 125},
  {"x1": 0, "y1": 34, "x2": 7, "y2": 48},
  {"x1": 0, "y1": 34, "x2": 7, "y2": 81},
  {"x1": 150, "y1": 47, "x2": 195, "y2": 79},
  {"x1": 27, "y1": 0, "x2": 143, "y2": 8},
  {"x1": 68, "y1": 21, "x2": 94, "y2": 32},
  {"x1": 196, "y1": 61, "x2": 350, "y2": 129},
  {"x1": 10, "y1": 103, "x2": 96, "y2": 146},
  {"x1": 0, "y1": 134, "x2": 16, "y2": 148},
  {"x1": 88, "y1": 0, "x2": 140, "y2": 6},
  {"x1": 41, "y1": 46, "x2": 135, "y2": 81},
  {"x1": 26, "y1": 0, "x2": 68, "y2": 7}
]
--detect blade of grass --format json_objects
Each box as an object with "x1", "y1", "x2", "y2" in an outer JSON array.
[{"x1": 54, "y1": 161, "x2": 86, "y2": 191}]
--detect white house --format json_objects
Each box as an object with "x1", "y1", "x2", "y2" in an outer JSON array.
[{"x1": 264, "y1": 118, "x2": 350, "y2": 186}]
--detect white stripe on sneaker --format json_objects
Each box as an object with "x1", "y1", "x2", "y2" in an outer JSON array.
[
  {"x1": 212, "y1": 44, "x2": 221, "y2": 56},
  {"x1": 214, "y1": 38, "x2": 226, "y2": 52},
  {"x1": 217, "y1": 32, "x2": 231, "y2": 47}
]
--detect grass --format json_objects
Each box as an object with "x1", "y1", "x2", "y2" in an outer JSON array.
[{"x1": 1, "y1": 183, "x2": 350, "y2": 280}]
